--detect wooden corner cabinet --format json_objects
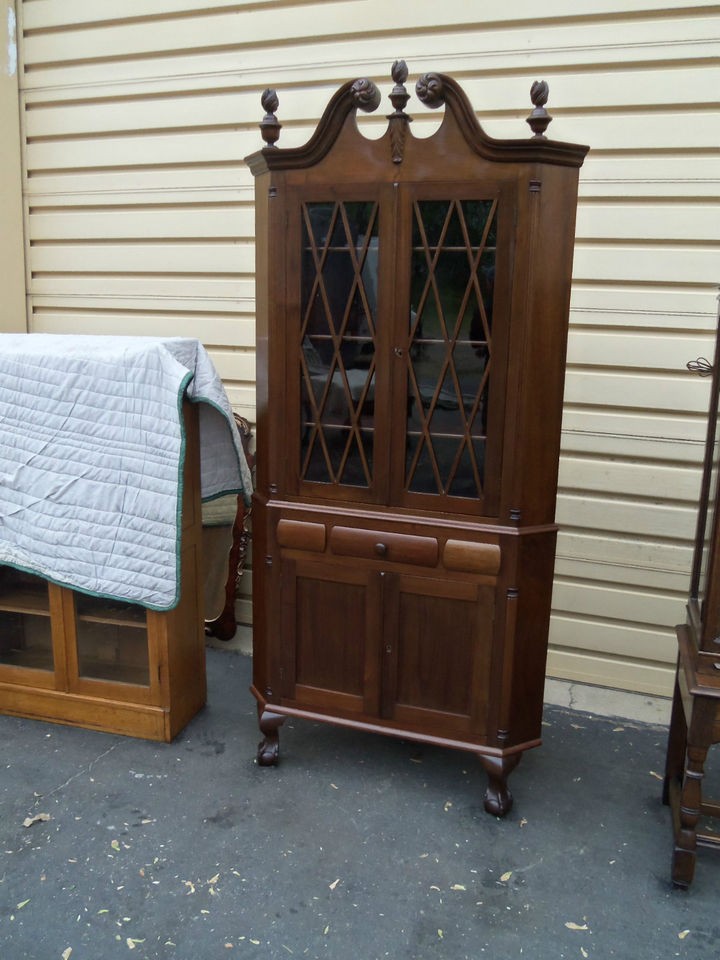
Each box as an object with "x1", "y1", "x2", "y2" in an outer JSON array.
[
  {"x1": 664, "y1": 301, "x2": 720, "y2": 886},
  {"x1": 0, "y1": 403, "x2": 206, "y2": 741},
  {"x1": 246, "y1": 63, "x2": 588, "y2": 814}
]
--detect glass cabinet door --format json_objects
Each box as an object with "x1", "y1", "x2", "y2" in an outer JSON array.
[
  {"x1": 298, "y1": 198, "x2": 381, "y2": 493},
  {"x1": 398, "y1": 187, "x2": 510, "y2": 516},
  {"x1": 291, "y1": 184, "x2": 510, "y2": 515},
  {"x1": 0, "y1": 567, "x2": 54, "y2": 672},
  {"x1": 74, "y1": 594, "x2": 150, "y2": 686}
]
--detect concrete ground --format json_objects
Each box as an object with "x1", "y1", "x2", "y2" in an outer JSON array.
[{"x1": 1, "y1": 645, "x2": 717, "y2": 960}]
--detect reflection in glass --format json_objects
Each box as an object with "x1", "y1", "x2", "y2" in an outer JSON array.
[
  {"x1": 406, "y1": 198, "x2": 497, "y2": 498},
  {"x1": 0, "y1": 568, "x2": 53, "y2": 671},
  {"x1": 299, "y1": 201, "x2": 379, "y2": 488}
]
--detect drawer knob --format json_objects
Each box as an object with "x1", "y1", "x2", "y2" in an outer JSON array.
[{"x1": 374, "y1": 542, "x2": 388, "y2": 557}]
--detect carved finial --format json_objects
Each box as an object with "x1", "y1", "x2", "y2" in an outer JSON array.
[
  {"x1": 390, "y1": 60, "x2": 410, "y2": 111},
  {"x1": 416, "y1": 72, "x2": 445, "y2": 109},
  {"x1": 392, "y1": 59, "x2": 408, "y2": 84},
  {"x1": 388, "y1": 60, "x2": 412, "y2": 164},
  {"x1": 351, "y1": 78, "x2": 381, "y2": 113},
  {"x1": 526, "y1": 80, "x2": 552, "y2": 138},
  {"x1": 260, "y1": 88, "x2": 281, "y2": 147}
]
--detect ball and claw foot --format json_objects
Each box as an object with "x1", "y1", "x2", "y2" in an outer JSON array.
[
  {"x1": 256, "y1": 710, "x2": 285, "y2": 766},
  {"x1": 479, "y1": 753, "x2": 521, "y2": 817}
]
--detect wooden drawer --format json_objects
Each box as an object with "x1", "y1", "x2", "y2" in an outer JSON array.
[
  {"x1": 329, "y1": 526, "x2": 438, "y2": 567},
  {"x1": 277, "y1": 519, "x2": 326, "y2": 553},
  {"x1": 443, "y1": 539, "x2": 501, "y2": 576}
]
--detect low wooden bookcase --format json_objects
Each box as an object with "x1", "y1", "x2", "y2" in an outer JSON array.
[{"x1": 0, "y1": 404, "x2": 206, "y2": 741}]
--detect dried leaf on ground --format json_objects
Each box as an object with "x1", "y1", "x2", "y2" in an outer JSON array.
[
  {"x1": 22, "y1": 813, "x2": 50, "y2": 828},
  {"x1": 499, "y1": 871, "x2": 513, "y2": 882},
  {"x1": 678, "y1": 930, "x2": 690, "y2": 940},
  {"x1": 565, "y1": 921, "x2": 589, "y2": 931}
]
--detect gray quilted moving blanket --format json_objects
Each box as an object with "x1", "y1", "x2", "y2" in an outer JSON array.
[{"x1": 0, "y1": 334, "x2": 251, "y2": 610}]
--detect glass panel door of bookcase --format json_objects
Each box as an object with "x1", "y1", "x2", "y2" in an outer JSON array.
[
  {"x1": 0, "y1": 567, "x2": 54, "y2": 672},
  {"x1": 404, "y1": 196, "x2": 499, "y2": 504},
  {"x1": 74, "y1": 594, "x2": 150, "y2": 686},
  {"x1": 299, "y1": 200, "x2": 379, "y2": 491}
]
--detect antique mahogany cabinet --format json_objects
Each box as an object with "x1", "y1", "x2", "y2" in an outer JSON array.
[
  {"x1": 246, "y1": 64, "x2": 588, "y2": 814},
  {"x1": 664, "y1": 302, "x2": 720, "y2": 885}
]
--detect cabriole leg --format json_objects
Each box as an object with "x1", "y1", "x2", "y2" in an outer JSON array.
[
  {"x1": 257, "y1": 708, "x2": 285, "y2": 766},
  {"x1": 479, "y1": 753, "x2": 521, "y2": 817}
]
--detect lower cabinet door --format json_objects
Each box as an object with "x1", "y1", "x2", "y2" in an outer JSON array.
[
  {"x1": 280, "y1": 557, "x2": 494, "y2": 742},
  {"x1": 380, "y1": 572, "x2": 494, "y2": 740},
  {"x1": 280, "y1": 558, "x2": 382, "y2": 716}
]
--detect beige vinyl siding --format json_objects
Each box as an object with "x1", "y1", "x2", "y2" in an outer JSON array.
[
  {"x1": 1, "y1": 2, "x2": 26, "y2": 332},
  {"x1": 15, "y1": 0, "x2": 720, "y2": 687}
]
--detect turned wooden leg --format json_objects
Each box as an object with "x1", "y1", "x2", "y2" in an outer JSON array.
[
  {"x1": 257, "y1": 708, "x2": 285, "y2": 766},
  {"x1": 671, "y1": 740, "x2": 709, "y2": 889},
  {"x1": 479, "y1": 753, "x2": 521, "y2": 817},
  {"x1": 663, "y1": 668, "x2": 686, "y2": 807}
]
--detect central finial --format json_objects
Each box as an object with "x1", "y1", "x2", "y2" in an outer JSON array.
[{"x1": 388, "y1": 60, "x2": 412, "y2": 164}]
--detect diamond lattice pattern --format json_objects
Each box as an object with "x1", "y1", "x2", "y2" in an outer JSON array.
[
  {"x1": 405, "y1": 199, "x2": 498, "y2": 498},
  {"x1": 299, "y1": 201, "x2": 379, "y2": 488}
]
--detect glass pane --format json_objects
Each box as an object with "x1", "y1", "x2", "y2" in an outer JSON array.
[
  {"x1": 300, "y1": 200, "x2": 379, "y2": 488},
  {"x1": 0, "y1": 568, "x2": 53, "y2": 671},
  {"x1": 406, "y1": 198, "x2": 497, "y2": 499},
  {"x1": 75, "y1": 595, "x2": 149, "y2": 686}
]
